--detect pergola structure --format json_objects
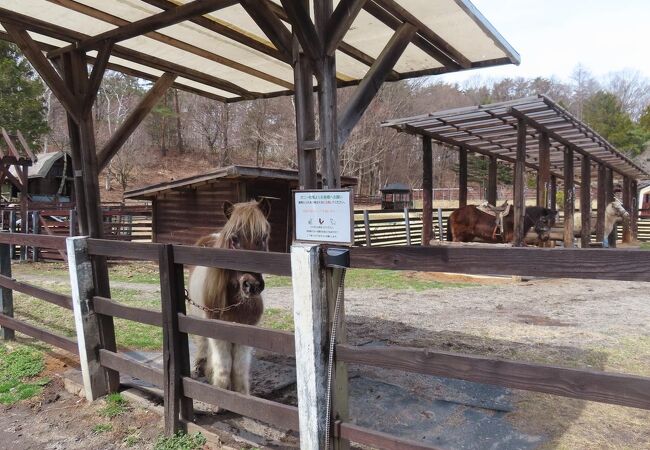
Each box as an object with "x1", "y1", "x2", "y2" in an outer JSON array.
[{"x1": 383, "y1": 95, "x2": 647, "y2": 248}]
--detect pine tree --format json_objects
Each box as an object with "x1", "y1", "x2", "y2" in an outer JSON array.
[{"x1": 0, "y1": 42, "x2": 48, "y2": 146}]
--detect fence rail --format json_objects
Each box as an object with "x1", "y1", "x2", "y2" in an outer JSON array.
[{"x1": 1, "y1": 232, "x2": 649, "y2": 450}]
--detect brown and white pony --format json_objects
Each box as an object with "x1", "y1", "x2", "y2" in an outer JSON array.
[
  {"x1": 573, "y1": 199, "x2": 630, "y2": 247},
  {"x1": 188, "y1": 199, "x2": 271, "y2": 395}
]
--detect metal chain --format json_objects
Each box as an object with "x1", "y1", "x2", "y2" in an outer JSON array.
[{"x1": 184, "y1": 289, "x2": 246, "y2": 314}]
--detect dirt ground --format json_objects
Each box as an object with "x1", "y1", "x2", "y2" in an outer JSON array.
[{"x1": 3, "y1": 269, "x2": 650, "y2": 449}]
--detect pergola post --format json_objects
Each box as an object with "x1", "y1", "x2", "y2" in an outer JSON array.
[
  {"x1": 293, "y1": 28, "x2": 317, "y2": 189},
  {"x1": 537, "y1": 131, "x2": 550, "y2": 208},
  {"x1": 605, "y1": 168, "x2": 616, "y2": 247},
  {"x1": 550, "y1": 175, "x2": 557, "y2": 211},
  {"x1": 458, "y1": 146, "x2": 468, "y2": 207},
  {"x1": 631, "y1": 179, "x2": 639, "y2": 241},
  {"x1": 422, "y1": 136, "x2": 433, "y2": 246},
  {"x1": 563, "y1": 147, "x2": 575, "y2": 248},
  {"x1": 513, "y1": 118, "x2": 526, "y2": 246},
  {"x1": 580, "y1": 156, "x2": 591, "y2": 248},
  {"x1": 487, "y1": 155, "x2": 497, "y2": 205},
  {"x1": 596, "y1": 164, "x2": 606, "y2": 243},
  {"x1": 622, "y1": 176, "x2": 633, "y2": 243}
]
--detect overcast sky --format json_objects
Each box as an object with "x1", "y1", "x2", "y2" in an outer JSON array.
[{"x1": 438, "y1": 0, "x2": 650, "y2": 84}]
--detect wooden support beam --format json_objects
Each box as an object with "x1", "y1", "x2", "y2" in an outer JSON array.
[
  {"x1": 631, "y1": 179, "x2": 639, "y2": 241},
  {"x1": 458, "y1": 146, "x2": 468, "y2": 208},
  {"x1": 98, "y1": 73, "x2": 177, "y2": 170},
  {"x1": 16, "y1": 131, "x2": 36, "y2": 162},
  {"x1": 338, "y1": 22, "x2": 417, "y2": 146},
  {"x1": 0, "y1": 166, "x2": 23, "y2": 192},
  {"x1": 293, "y1": 35, "x2": 318, "y2": 190},
  {"x1": 83, "y1": 40, "x2": 113, "y2": 115},
  {"x1": 605, "y1": 168, "x2": 616, "y2": 248},
  {"x1": 49, "y1": 0, "x2": 239, "y2": 57},
  {"x1": 564, "y1": 147, "x2": 575, "y2": 248},
  {"x1": 596, "y1": 164, "x2": 606, "y2": 242},
  {"x1": 0, "y1": 243, "x2": 13, "y2": 341},
  {"x1": 241, "y1": 0, "x2": 293, "y2": 59},
  {"x1": 1, "y1": 23, "x2": 81, "y2": 124},
  {"x1": 513, "y1": 118, "x2": 526, "y2": 247},
  {"x1": 487, "y1": 155, "x2": 497, "y2": 205},
  {"x1": 1, "y1": 129, "x2": 20, "y2": 159},
  {"x1": 316, "y1": 0, "x2": 340, "y2": 189},
  {"x1": 422, "y1": 137, "x2": 433, "y2": 246},
  {"x1": 622, "y1": 176, "x2": 632, "y2": 243},
  {"x1": 280, "y1": 0, "x2": 321, "y2": 62},
  {"x1": 550, "y1": 175, "x2": 557, "y2": 211},
  {"x1": 325, "y1": 0, "x2": 367, "y2": 55},
  {"x1": 580, "y1": 155, "x2": 591, "y2": 248},
  {"x1": 537, "y1": 131, "x2": 550, "y2": 208}
]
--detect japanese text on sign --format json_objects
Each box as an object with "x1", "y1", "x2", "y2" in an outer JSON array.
[{"x1": 294, "y1": 190, "x2": 353, "y2": 245}]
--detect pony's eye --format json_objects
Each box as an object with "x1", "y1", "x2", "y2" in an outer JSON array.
[{"x1": 231, "y1": 235, "x2": 240, "y2": 247}]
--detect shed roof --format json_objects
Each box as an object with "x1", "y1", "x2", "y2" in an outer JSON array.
[
  {"x1": 382, "y1": 95, "x2": 648, "y2": 181},
  {"x1": 123, "y1": 164, "x2": 357, "y2": 199},
  {"x1": 0, "y1": 0, "x2": 519, "y2": 102},
  {"x1": 11, "y1": 152, "x2": 69, "y2": 179},
  {"x1": 381, "y1": 182, "x2": 410, "y2": 192}
]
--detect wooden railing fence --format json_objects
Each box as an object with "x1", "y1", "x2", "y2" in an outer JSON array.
[{"x1": 1, "y1": 231, "x2": 650, "y2": 450}]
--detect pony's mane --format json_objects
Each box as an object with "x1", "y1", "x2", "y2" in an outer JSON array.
[
  {"x1": 214, "y1": 200, "x2": 271, "y2": 249},
  {"x1": 196, "y1": 200, "x2": 270, "y2": 313}
]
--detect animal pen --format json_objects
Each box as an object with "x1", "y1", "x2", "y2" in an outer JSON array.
[{"x1": 0, "y1": 2, "x2": 648, "y2": 450}]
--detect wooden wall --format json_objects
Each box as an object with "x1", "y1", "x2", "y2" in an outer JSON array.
[{"x1": 152, "y1": 179, "x2": 291, "y2": 253}]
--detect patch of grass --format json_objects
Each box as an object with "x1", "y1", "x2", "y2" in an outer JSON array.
[
  {"x1": 91, "y1": 423, "x2": 113, "y2": 434},
  {"x1": 344, "y1": 269, "x2": 470, "y2": 291},
  {"x1": 123, "y1": 428, "x2": 142, "y2": 447},
  {"x1": 100, "y1": 392, "x2": 130, "y2": 418},
  {"x1": 640, "y1": 242, "x2": 650, "y2": 250},
  {"x1": 263, "y1": 274, "x2": 292, "y2": 288},
  {"x1": 261, "y1": 308, "x2": 294, "y2": 331},
  {"x1": 154, "y1": 431, "x2": 207, "y2": 450},
  {"x1": 0, "y1": 344, "x2": 48, "y2": 405}
]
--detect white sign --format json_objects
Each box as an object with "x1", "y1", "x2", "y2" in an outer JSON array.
[{"x1": 293, "y1": 189, "x2": 354, "y2": 245}]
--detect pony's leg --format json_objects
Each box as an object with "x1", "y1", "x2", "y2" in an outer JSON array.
[
  {"x1": 206, "y1": 338, "x2": 232, "y2": 390},
  {"x1": 602, "y1": 236, "x2": 609, "y2": 248},
  {"x1": 231, "y1": 344, "x2": 253, "y2": 395},
  {"x1": 192, "y1": 335, "x2": 208, "y2": 378}
]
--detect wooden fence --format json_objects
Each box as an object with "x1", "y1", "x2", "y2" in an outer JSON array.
[{"x1": 1, "y1": 232, "x2": 650, "y2": 449}]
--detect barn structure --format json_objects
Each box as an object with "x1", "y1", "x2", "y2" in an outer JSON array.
[
  {"x1": 124, "y1": 165, "x2": 356, "y2": 252},
  {"x1": 8, "y1": 151, "x2": 74, "y2": 203},
  {"x1": 380, "y1": 182, "x2": 412, "y2": 210},
  {"x1": 383, "y1": 95, "x2": 648, "y2": 248}
]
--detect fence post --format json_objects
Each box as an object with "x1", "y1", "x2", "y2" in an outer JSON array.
[
  {"x1": 69, "y1": 209, "x2": 77, "y2": 236},
  {"x1": 403, "y1": 207, "x2": 411, "y2": 246},
  {"x1": 363, "y1": 210, "x2": 371, "y2": 247},
  {"x1": 0, "y1": 243, "x2": 14, "y2": 340},
  {"x1": 159, "y1": 244, "x2": 193, "y2": 435},
  {"x1": 31, "y1": 211, "x2": 40, "y2": 262},
  {"x1": 437, "y1": 207, "x2": 444, "y2": 242},
  {"x1": 291, "y1": 243, "x2": 328, "y2": 450},
  {"x1": 67, "y1": 236, "x2": 115, "y2": 401}
]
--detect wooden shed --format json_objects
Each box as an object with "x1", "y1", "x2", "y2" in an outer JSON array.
[
  {"x1": 124, "y1": 165, "x2": 356, "y2": 252},
  {"x1": 380, "y1": 183, "x2": 412, "y2": 210},
  {"x1": 9, "y1": 151, "x2": 74, "y2": 202}
]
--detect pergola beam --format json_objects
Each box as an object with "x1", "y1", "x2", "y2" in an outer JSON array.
[
  {"x1": 326, "y1": 0, "x2": 367, "y2": 56},
  {"x1": 48, "y1": 0, "x2": 239, "y2": 57},
  {"x1": 422, "y1": 136, "x2": 433, "y2": 245},
  {"x1": 98, "y1": 73, "x2": 177, "y2": 171},
  {"x1": 512, "y1": 118, "x2": 526, "y2": 247},
  {"x1": 564, "y1": 147, "x2": 575, "y2": 248},
  {"x1": 241, "y1": 0, "x2": 293, "y2": 60},
  {"x1": 279, "y1": 0, "x2": 321, "y2": 62},
  {"x1": 1, "y1": 23, "x2": 82, "y2": 124},
  {"x1": 338, "y1": 22, "x2": 417, "y2": 146},
  {"x1": 580, "y1": 155, "x2": 591, "y2": 247},
  {"x1": 83, "y1": 40, "x2": 113, "y2": 115}
]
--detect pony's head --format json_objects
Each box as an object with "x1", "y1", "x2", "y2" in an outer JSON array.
[
  {"x1": 526, "y1": 206, "x2": 557, "y2": 242},
  {"x1": 215, "y1": 199, "x2": 271, "y2": 298}
]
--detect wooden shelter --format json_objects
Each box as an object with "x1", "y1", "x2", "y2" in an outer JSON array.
[
  {"x1": 380, "y1": 182, "x2": 412, "y2": 210},
  {"x1": 124, "y1": 165, "x2": 356, "y2": 252},
  {"x1": 383, "y1": 95, "x2": 648, "y2": 247},
  {"x1": 8, "y1": 151, "x2": 74, "y2": 203}
]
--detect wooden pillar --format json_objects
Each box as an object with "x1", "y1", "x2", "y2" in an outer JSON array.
[
  {"x1": 458, "y1": 147, "x2": 468, "y2": 207},
  {"x1": 580, "y1": 156, "x2": 591, "y2": 247},
  {"x1": 293, "y1": 36, "x2": 317, "y2": 190},
  {"x1": 422, "y1": 137, "x2": 433, "y2": 246},
  {"x1": 550, "y1": 175, "x2": 557, "y2": 211},
  {"x1": 513, "y1": 118, "x2": 526, "y2": 246},
  {"x1": 537, "y1": 132, "x2": 551, "y2": 208},
  {"x1": 487, "y1": 155, "x2": 497, "y2": 205},
  {"x1": 596, "y1": 164, "x2": 606, "y2": 242},
  {"x1": 291, "y1": 244, "x2": 328, "y2": 450},
  {"x1": 19, "y1": 165, "x2": 28, "y2": 261},
  {"x1": 315, "y1": 0, "x2": 340, "y2": 189},
  {"x1": 622, "y1": 176, "x2": 632, "y2": 243},
  {"x1": 631, "y1": 179, "x2": 639, "y2": 241},
  {"x1": 563, "y1": 147, "x2": 575, "y2": 248},
  {"x1": 0, "y1": 243, "x2": 13, "y2": 340},
  {"x1": 606, "y1": 168, "x2": 616, "y2": 247}
]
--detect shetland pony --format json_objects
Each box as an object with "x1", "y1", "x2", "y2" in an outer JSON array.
[{"x1": 188, "y1": 199, "x2": 271, "y2": 395}]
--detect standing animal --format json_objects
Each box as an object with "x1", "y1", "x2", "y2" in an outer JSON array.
[
  {"x1": 447, "y1": 203, "x2": 557, "y2": 244},
  {"x1": 573, "y1": 199, "x2": 630, "y2": 247},
  {"x1": 188, "y1": 199, "x2": 271, "y2": 395}
]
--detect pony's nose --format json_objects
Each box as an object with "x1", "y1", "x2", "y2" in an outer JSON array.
[{"x1": 240, "y1": 273, "x2": 264, "y2": 296}]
